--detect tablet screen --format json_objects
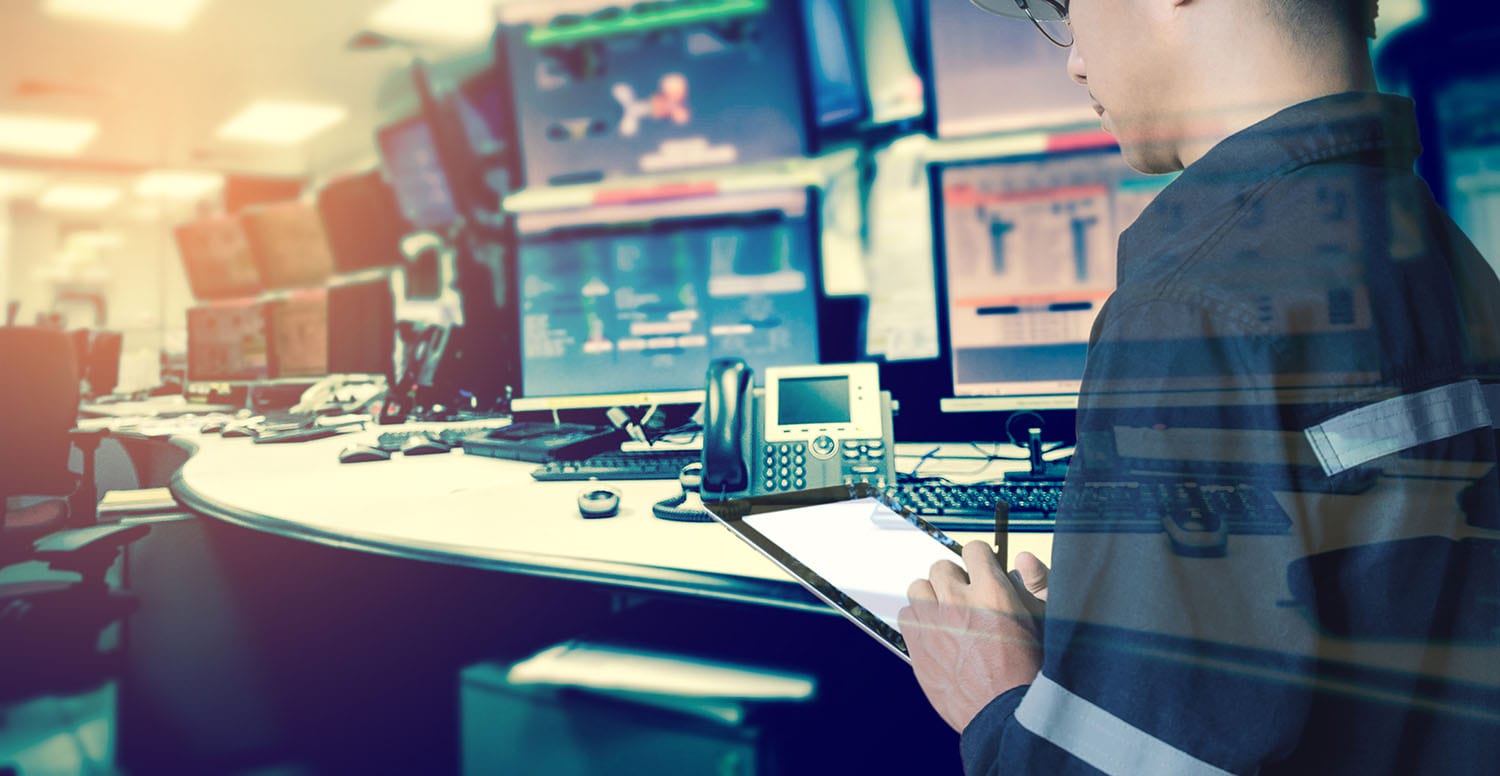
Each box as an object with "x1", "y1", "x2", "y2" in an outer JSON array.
[{"x1": 712, "y1": 495, "x2": 964, "y2": 661}]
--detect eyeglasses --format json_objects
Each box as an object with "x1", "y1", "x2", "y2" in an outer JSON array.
[{"x1": 968, "y1": 0, "x2": 1073, "y2": 48}]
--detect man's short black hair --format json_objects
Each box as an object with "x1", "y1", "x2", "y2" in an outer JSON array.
[{"x1": 1268, "y1": 0, "x2": 1380, "y2": 39}]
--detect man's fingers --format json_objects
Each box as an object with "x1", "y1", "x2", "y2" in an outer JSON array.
[
  {"x1": 928, "y1": 559, "x2": 969, "y2": 591},
  {"x1": 962, "y1": 541, "x2": 1005, "y2": 584},
  {"x1": 897, "y1": 605, "x2": 918, "y2": 637},
  {"x1": 908, "y1": 577, "x2": 937, "y2": 605},
  {"x1": 1015, "y1": 551, "x2": 1050, "y2": 601}
]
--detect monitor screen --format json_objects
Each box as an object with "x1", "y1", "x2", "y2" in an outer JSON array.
[
  {"x1": 1437, "y1": 76, "x2": 1500, "y2": 280},
  {"x1": 327, "y1": 278, "x2": 395, "y2": 378},
  {"x1": 85, "y1": 330, "x2": 122, "y2": 395},
  {"x1": 502, "y1": 0, "x2": 809, "y2": 186},
  {"x1": 377, "y1": 114, "x2": 460, "y2": 230},
  {"x1": 924, "y1": 0, "x2": 1093, "y2": 138},
  {"x1": 317, "y1": 170, "x2": 412, "y2": 274},
  {"x1": 174, "y1": 216, "x2": 263, "y2": 300},
  {"x1": 457, "y1": 68, "x2": 510, "y2": 161},
  {"x1": 935, "y1": 148, "x2": 1166, "y2": 412},
  {"x1": 403, "y1": 249, "x2": 443, "y2": 302},
  {"x1": 514, "y1": 191, "x2": 821, "y2": 409},
  {"x1": 241, "y1": 200, "x2": 337, "y2": 290},
  {"x1": 457, "y1": 67, "x2": 520, "y2": 197},
  {"x1": 804, "y1": 0, "x2": 866, "y2": 129},
  {"x1": 187, "y1": 300, "x2": 270, "y2": 383},
  {"x1": 267, "y1": 290, "x2": 329, "y2": 379}
]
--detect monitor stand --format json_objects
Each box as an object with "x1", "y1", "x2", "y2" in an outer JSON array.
[{"x1": 1004, "y1": 427, "x2": 1068, "y2": 482}]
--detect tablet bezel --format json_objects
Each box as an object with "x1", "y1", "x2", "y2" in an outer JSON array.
[{"x1": 704, "y1": 485, "x2": 963, "y2": 663}]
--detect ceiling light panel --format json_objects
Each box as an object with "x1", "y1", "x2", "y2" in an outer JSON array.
[
  {"x1": 0, "y1": 113, "x2": 98, "y2": 157},
  {"x1": 39, "y1": 184, "x2": 122, "y2": 212},
  {"x1": 136, "y1": 170, "x2": 225, "y2": 198},
  {"x1": 65, "y1": 230, "x2": 126, "y2": 250},
  {"x1": 216, "y1": 100, "x2": 349, "y2": 145},
  {"x1": 367, "y1": 0, "x2": 496, "y2": 44},
  {"x1": 43, "y1": 0, "x2": 209, "y2": 31},
  {"x1": 0, "y1": 169, "x2": 50, "y2": 198}
]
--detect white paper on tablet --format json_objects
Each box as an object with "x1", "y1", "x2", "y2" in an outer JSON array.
[{"x1": 715, "y1": 496, "x2": 965, "y2": 661}]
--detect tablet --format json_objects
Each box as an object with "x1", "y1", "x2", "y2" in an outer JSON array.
[{"x1": 706, "y1": 493, "x2": 964, "y2": 662}]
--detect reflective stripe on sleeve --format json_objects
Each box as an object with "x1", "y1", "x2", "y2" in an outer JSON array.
[
  {"x1": 1303, "y1": 380, "x2": 1494, "y2": 477},
  {"x1": 1014, "y1": 674, "x2": 1234, "y2": 776}
]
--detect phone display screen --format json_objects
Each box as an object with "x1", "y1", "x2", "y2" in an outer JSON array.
[{"x1": 777, "y1": 376, "x2": 851, "y2": 425}]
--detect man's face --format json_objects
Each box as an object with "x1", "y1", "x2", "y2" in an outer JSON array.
[{"x1": 1067, "y1": 0, "x2": 1183, "y2": 174}]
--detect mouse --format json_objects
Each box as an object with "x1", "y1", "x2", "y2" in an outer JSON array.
[
  {"x1": 1163, "y1": 506, "x2": 1229, "y2": 558},
  {"x1": 339, "y1": 445, "x2": 392, "y2": 464},
  {"x1": 400, "y1": 435, "x2": 453, "y2": 456},
  {"x1": 578, "y1": 487, "x2": 621, "y2": 519}
]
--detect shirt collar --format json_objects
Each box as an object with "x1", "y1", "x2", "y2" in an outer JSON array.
[{"x1": 1120, "y1": 92, "x2": 1424, "y2": 268}]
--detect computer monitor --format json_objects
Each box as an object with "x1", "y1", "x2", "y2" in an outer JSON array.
[
  {"x1": 804, "y1": 0, "x2": 867, "y2": 130},
  {"x1": 921, "y1": 0, "x2": 1093, "y2": 138},
  {"x1": 187, "y1": 300, "x2": 270, "y2": 383},
  {"x1": 241, "y1": 200, "x2": 337, "y2": 290},
  {"x1": 174, "y1": 216, "x2": 264, "y2": 301},
  {"x1": 457, "y1": 66, "x2": 512, "y2": 160},
  {"x1": 499, "y1": 0, "x2": 812, "y2": 186},
  {"x1": 456, "y1": 65, "x2": 522, "y2": 196},
  {"x1": 1436, "y1": 75, "x2": 1500, "y2": 279},
  {"x1": 327, "y1": 278, "x2": 396, "y2": 378},
  {"x1": 317, "y1": 170, "x2": 412, "y2": 274},
  {"x1": 67, "y1": 329, "x2": 91, "y2": 382},
  {"x1": 266, "y1": 290, "x2": 329, "y2": 379},
  {"x1": 377, "y1": 113, "x2": 461, "y2": 230},
  {"x1": 84, "y1": 330, "x2": 123, "y2": 396},
  {"x1": 933, "y1": 146, "x2": 1167, "y2": 412},
  {"x1": 512, "y1": 188, "x2": 822, "y2": 410}
]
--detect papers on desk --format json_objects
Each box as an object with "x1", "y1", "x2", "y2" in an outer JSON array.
[
  {"x1": 505, "y1": 641, "x2": 816, "y2": 725},
  {"x1": 81, "y1": 395, "x2": 235, "y2": 419},
  {"x1": 99, "y1": 487, "x2": 183, "y2": 521}
]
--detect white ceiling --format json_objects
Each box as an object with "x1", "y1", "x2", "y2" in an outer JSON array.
[{"x1": 0, "y1": 0, "x2": 507, "y2": 205}]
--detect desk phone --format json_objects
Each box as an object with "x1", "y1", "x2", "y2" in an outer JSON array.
[{"x1": 701, "y1": 359, "x2": 895, "y2": 502}]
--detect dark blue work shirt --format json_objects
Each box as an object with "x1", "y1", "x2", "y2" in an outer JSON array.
[{"x1": 961, "y1": 93, "x2": 1500, "y2": 775}]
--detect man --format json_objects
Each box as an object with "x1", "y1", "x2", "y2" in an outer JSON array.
[{"x1": 901, "y1": 1, "x2": 1500, "y2": 773}]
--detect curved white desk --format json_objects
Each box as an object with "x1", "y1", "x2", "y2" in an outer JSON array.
[
  {"x1": 168, "y1": 431, "x2": 1039, "y2": 613},
  {"x1": 155, "y1": 426, "x2": 1500, "y2": 696}
]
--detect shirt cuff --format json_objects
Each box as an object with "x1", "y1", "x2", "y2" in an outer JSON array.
[{"x1": 959, "y1": 683, "x2": 1031, "y2": 774}]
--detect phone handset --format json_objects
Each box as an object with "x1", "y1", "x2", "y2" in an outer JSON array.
[{"x1": 702, "y1": 358, "x2": 754, "y2": 499}]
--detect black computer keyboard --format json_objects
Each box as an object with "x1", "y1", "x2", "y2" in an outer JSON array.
[
  {"x1": 886, "y1": 479, "x2": 1292, "y2": 535},
  {"x1": 532, "y1": 449, "x2": 702, "y2": 481}
]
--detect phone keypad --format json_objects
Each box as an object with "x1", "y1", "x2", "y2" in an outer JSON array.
[
  {"x1": 762, "y1": 442, "x2": 808, "y2": 493},
  {"x1": 841, "y1": 439, "x2": 889, "y2": 490},
  {"x1": 758, "y1": 439, "x2": 888, "y2": 493}
]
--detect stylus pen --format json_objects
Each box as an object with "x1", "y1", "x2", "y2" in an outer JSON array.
[{"x1": 994, "y1": 500, "x2": 1010, "y2": 576}]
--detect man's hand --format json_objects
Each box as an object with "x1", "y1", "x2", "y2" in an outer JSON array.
[
  {"x1": 899, "y1": 542, "x2": 1045, "y2": 734},
  {"x1": 1012, "y1": 550, "x2": 1049, "y2": 619}
]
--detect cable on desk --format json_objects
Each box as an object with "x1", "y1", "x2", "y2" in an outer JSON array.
[
  {"x1": 905, "y1": 446, "x2": 943, "y2": 480},
  {"x1": 895, "y1": 443, "x2": 1075, "y2": 484},
  {"x1": 970, "y1": 441, "x2": 1031, "y2": 462}
]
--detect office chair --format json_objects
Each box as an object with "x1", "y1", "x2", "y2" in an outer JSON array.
[{"x1": 0, "y1": 326, "x2": 149, "y2": 701}]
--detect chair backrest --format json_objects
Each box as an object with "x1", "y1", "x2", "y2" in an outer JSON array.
[{"x1": 0, "y1": 327, "x2": 81, "y2": 501}]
